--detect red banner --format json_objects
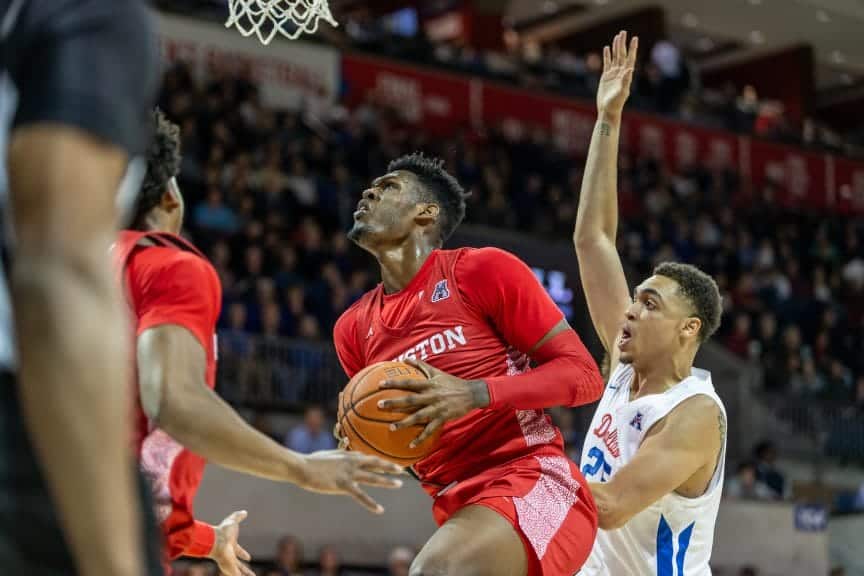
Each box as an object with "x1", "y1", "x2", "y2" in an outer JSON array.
[
  {"x1": 340, "y1": 54, "x2": 864, "y2": 215},
  {"x1": 833, "y1": 157, "x2": 864, "y2": 215},
  {"x1": 746, "y1": 140, "x2": 828, "y2": 210},
  {"x1": 341, "y1": 55, "x2": 474, "y2": 135}
]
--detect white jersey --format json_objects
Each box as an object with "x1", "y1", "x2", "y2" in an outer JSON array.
[{"x1": 578, "y1": 363, "x2": 726, "y2": 576}]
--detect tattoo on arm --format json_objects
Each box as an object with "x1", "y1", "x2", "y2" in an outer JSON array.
[{"x1": 599, "y1": 122, "x2": 612, "y2": 137}]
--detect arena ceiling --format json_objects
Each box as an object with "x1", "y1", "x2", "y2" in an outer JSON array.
[{"x1": 506, "y1": 0, "x2": 864, "y2": 89}]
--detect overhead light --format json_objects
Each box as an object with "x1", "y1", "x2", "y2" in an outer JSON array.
[
  {"x1": 542, "y1": 0, "x2": 558, "y2": 14},
  {"x1": 682, "y1": 13, "x2": 699, "y2": 28},
  {"x1": 831, "y1": 50, "x2": 846, "y2": 64},
  {"x1": 749, "y1": 30, "x2": 765, "y2": 44},
  {"x1": 816, "y1": 10, "x2": 830, "y2": 23}
]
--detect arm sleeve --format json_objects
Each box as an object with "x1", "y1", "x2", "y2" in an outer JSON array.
[
  {"x1": 333, "y1": 307, "x2": 364, "y2": 378},
  {"x1": 134, "y1": 254, "x2": 219, "y2": 350},
  {"x1": 162, "y1": 512, "x2": 215, "y2": 559},
  {"x1": 456, "y1": 248, "x2": 604, "y2": 409}
]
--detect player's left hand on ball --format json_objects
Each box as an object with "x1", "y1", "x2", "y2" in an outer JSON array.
[
  {"x1": 378, "y1": 359, "x2": 491, "y2": 449},
  {"x1": 211, "y1": 510, "x2": 255, "y2": 576}
]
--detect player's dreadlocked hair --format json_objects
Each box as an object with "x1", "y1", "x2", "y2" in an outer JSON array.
[
  {"x1": 653, "y1": 262, "x2": 722, "y2": 342},
  {"x1": 130, "y1": 109, "x2": 182, "y2": 230},
  {"x1": 387, "y1": 152, "x2": 469, "y2": 244}
]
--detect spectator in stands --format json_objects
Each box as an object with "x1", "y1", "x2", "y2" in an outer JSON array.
[
  {"x1": 753, "y1": 441, "x2": 788, "y2": 499},
  {"x1": 310, "y1": 545, "x2": 352, "y2": 576},
  {"x1": 725, "y1": 461, "x2": 774, "y2": 501},
  {"x1": 286, "y1": 406, "x2": 335, "y2": 454},
  {"x1": 724, "y1": 313, "x2": 751, "y2": 358},
  {"x1": 274, "y1": 535, "x2": 305, "y2": 576},
  {"x1": 193, "y1": 188, "x2": 239, "y2": 234},
  {"x1": 388, "y1": 546, "x2": 414, "y2": 576}
]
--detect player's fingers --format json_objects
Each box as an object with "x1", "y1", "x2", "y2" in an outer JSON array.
[
  {"x1": 603, "y1": 45, "x2": 611, "y2": 70},
  {"x1": 353, "y1": 470, "x2": 404, "y2": 489},
  {"x1": 410, "y1": 419, "x2": 444, "y2": 449},
  {"x1": 346, "y1": 482, "x2": 385, "y2": 514},
  {"x1": 403, "y1": 358, "x2": 435, "y2": 378},
  {"x1": 379, "y1": 379, "x2": 431, "y2": 391},
  {"x1": 390, "y1": 406, "x2": 437, "y2": 430},
  {"x1": 377, "y1": 393, "x2": 436, "y2": 410},
  {"x1": 227, "y1": 510, "x2": 248, "y2": 524},
  {"x1": 628, "y1": 36, "x2": 639, "y2": 66},
  {"x1": 239, "y1": 561, "x2": 256, "y2": 576},
  {"x1": 236, "y1": 544, "x2": 252, "y2": 562},
  {"x1": 354, "y1": 453, "x2": 407, "y2": 475}
]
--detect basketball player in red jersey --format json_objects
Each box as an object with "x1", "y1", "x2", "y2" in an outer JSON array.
[
  {"x1": 333, "y1": 153, "x2": 605, "y2": 576},
  {"x1": 116, "y1": 111, "x2": 403, "y2": 575}
]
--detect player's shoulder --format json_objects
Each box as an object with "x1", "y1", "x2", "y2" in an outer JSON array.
[
  {"x1": 129, "y1": 243, "x2": 214, "y2": 286},
  {"x1": 334, "y1": 289, "x2": 378, "y2": 331},
  {"x1": 450, "y1": 246, "x2": 524, "y2": 270},
  {"x1": 662, "y1": 393, "x2": 723, "y2": 439}
]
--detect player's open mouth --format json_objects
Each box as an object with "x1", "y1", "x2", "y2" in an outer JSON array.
[
  {"x1": 354, "y1": 204, "x2": 371, "y2": 219},
  {"x1": 619, "y1": 326, "x2": 633, "y2": 347}
]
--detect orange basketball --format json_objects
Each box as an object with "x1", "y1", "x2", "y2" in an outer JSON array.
[{"x1": 337, "y1": 361, "x2": 442, "y2": 466}]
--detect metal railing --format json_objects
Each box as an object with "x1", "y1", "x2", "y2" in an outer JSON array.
[{"x1": 216, "y1": 332, "x2": 345, "y2": 410}]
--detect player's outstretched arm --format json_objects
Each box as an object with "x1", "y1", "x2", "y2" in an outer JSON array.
[
  {"x1": 137, "y1": 325, "x2": 403, "y2": 513},
  {"x1": 589, "y1": 395, "x2": 723, "y2": 529},
  {"x1": 574, "y1": 31, "x2": 638, "y2": 359}
]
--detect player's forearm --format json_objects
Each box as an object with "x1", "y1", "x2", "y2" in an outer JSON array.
[
  {"x1": 589, "y1": 482, "x2": 630, "y2": 530},
  {"x1": 485, "y1": 330, "x2": 604, "y2": 409},
  {"x1": 12, "y1": 253, "x2": 143, "y2": 576},
  {"x1": 574, "y1": 114, "x2": 622, "y2": 248},
  {"x1": 157, "y1": 381, "x2": 308, "y2": 484}
]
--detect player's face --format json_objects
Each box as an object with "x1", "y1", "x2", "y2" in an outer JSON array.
[
  {"x1": 348, "y1": 171, "x2": 434, "y2": 249},
  {"x1": 618, "y1": 275, "x2": 700, "y2": 364}
]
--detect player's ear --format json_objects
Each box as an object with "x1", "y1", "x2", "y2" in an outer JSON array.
[
  {"x1": 162, "y1": 178, "x2": 182, "y2": 212},
  {"x1": 415, "y1": 203, "x2": 439, "y2": 226},
  {"x1": 681, "y1": 316, "x2": 701, "y2": 340}
]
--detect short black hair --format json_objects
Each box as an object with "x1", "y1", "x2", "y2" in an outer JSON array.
[
  {"x1": 653, "y1": 262, "x2": 722, "y2": 342},
  {"x1": 131, "y1": 109, "x2": 181, "y2": 229},
  {"x1": 387, "y1": 152, "x2": 468, "y2": 244}
]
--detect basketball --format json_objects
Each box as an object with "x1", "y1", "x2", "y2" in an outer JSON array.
[{"x1": 338, "y1": 361, "x2": 442, "y2": 466}]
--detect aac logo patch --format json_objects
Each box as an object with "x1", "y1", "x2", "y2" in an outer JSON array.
[{"x1": 431, "y1": 279, "x2": 450, "y2": 303}]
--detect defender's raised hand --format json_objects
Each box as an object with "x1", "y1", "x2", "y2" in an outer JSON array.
[
  {"x1": 597, "y1": 31, "x2": 639, "y2": 119},
  {"x1": 378, "y1": 359, "x2": 490, "y2": 449}
]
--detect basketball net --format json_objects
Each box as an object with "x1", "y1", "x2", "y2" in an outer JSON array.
[{"x1": 225, "y1": 0, "x2": 338, "y2": 45}]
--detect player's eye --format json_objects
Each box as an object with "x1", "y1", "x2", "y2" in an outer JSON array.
[{"x1": 646, "y1": 300, "x2": 657, "y2": 310}]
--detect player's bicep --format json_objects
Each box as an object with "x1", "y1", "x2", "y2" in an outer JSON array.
[
  {"x1": 575, "y1": 236, "x2": 630, "y2": 357},
  {"x1": 136, "y1": 325, "x2": 207, "y2": 421}
]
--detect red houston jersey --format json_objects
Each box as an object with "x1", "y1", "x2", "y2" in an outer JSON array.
[
  {"x1": 114, "y1": 230, "x2": 222, "y2": 560},
  {"x1": 333, "y1": 247, "x2": 586, "y2": 491}
]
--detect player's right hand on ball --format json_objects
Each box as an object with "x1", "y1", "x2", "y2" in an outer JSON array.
[{"x1": 299, "y1": 450, "x2": 404, "y2": 514}]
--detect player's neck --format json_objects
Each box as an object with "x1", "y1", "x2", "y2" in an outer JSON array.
[
  {"x1": 631, "y1": 354, "x2": 694, "y2": 397},
  {"x1": 375, "y1": 238, "x2": 437, "y2": 294},
  {"x1": 143, "y1": 211, "x2": 180, "y2": 235}
]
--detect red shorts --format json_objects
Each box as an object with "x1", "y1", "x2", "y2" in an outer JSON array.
[{"x1": 429, "y1": 454, "x2": 597, "y2": 576}]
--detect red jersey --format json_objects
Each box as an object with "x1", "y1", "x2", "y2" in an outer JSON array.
[
  {"x1": 115, "y1": 230, "x2": 221, "y2": 559},
  {"x1": 333, "y1": 247, "x2": 574, "y2": 490}
]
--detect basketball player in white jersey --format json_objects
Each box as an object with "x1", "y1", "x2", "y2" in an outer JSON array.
[{"x1": 574, "y1": 31, "x2": 726, "y2": 575}]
